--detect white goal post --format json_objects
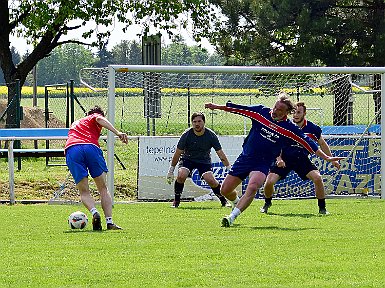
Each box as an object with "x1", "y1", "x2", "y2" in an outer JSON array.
[{"x1": 103, "y1": 65, "x2": 385, "y2": 202}]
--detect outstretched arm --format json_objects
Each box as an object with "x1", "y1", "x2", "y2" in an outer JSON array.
[
  {"x1": 318, "y1": 136, "x2": 340, "y2": 169},
  {"x1": 205, "y1": 103, "x2": 228, "y2": 111},
  {"x1": 96, "y1": 116, "x2": 128, "y2": 144},
  {"x1": 315, "y1": 149, "x2": 344, "y2": 162}
]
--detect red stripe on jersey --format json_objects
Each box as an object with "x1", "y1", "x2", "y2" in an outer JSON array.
[
  {"x1": 225, "y1": 106, "x2": 316, "y2": 154},
  {"x1": 306, "y1": 133, "x2": 318, "y2": 141}
]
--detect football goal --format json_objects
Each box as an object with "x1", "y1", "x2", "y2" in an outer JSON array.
[{"x1": 80, "y1": 65, "x2": 385, "y2": 202}]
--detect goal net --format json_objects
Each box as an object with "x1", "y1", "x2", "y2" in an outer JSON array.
[{"x1": 79, "y1": 66, "x2": 384, "y2": 201}]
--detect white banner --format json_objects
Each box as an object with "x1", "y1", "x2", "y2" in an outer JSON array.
[{"x1": 137, "y1": 136, "x2": 244, "y2": 200}]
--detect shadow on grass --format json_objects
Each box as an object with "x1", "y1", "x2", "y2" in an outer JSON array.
[
  {"x1": 249, "y1": 225, "x2": 317, "y2": 231},
  {"x1": 220, "y1": 224, "x2": 316, "y2": 231},
  {"x1": 63, "y1": 230, "x2": 124, "y2": 233},
  {"x1": 175, "y1": 206, "x2": 215, "y2": 210},
  {"x1": 266, "y1": 212, "x2": 318, "y2": 218}
]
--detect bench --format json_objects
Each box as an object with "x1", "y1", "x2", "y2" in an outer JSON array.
[
  {"x1": 0, "y1": 128, "x2": 69, "y2": 204},
  {"x1": 0, "y1": 128, "x2": 68, "y2": 157}
]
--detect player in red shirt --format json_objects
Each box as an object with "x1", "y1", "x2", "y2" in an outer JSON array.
[{"x1": 65, "y1": 106, "x2": 128, "y2": 230}]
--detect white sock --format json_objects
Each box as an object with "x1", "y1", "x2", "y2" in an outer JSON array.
[
  {"x1": 230, "y1": 207, "x2": 241, "y2": 221},
  {"x1": 106, "y1": 217, "x2": 113, "y2": 224},
  {"x1": 231, "y1": 195, "x2": 240, "y2": 208},
  {"x1": 90, "y1": 207, "x2": 99, "y2": 216}
]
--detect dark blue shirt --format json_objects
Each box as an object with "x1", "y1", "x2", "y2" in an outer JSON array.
[
  {"x1": 282, "y1": 119, "x2": 322, "y2": 160},
  {"x1": 225, "y1": 102, "x2": 318, "y2": 164}
]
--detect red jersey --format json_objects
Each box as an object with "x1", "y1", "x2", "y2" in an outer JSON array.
[{"x1": 65, "y1": 113, "x2": 102, "y2": 150}]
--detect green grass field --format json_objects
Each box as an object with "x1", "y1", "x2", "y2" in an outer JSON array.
[{"x1": 1, "y1": 198, "x2": 384, "y2": 287}]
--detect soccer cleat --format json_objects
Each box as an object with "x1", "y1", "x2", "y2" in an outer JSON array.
[
  {"x1": 171, "y1": 199, "x2": 180, "y2": 208},
  {"x1": 319, "y1": 208, "x2": 330, "y2": 215},
  {"x1": 107, "y1": 223, "x2": 123, "y2": 230},
  {"x1": 92, "y1": 212, "x2": 102, "y2": 231},
  {"x1": 260, "y1": 203, "x2": 272, "y2": 213},
  {"x1": 221, "y1": 215, "x2": 233, "y2": 227}
]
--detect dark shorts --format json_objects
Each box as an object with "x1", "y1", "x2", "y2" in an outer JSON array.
[
  {"x1": 178, "y1": 158, "x2": 212, "y2": 178},
  {"x1": 270, "y1": 155, "x2": 317, "y2": 181},
  {"x1": 65, "y1": 144, "x2": 108, "y2": 184},
  {"x1": 228, "y1": 154, "x2": 272, "y2": 181}
]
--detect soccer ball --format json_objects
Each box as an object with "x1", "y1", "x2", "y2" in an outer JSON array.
[{"x1": 68, "y1": 211, "x2": 88, "y2": 229}]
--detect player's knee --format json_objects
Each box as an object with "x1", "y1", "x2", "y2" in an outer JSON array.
[
  {"x1": 311, "y1": 175, "x2": 323, "y2": 185},
  {"x1": 206, "y1": 178, "x2": 218, "y2": 187},
  {"x1": 176, "y1": 175, "x2": 187, "y2": 183},
  {"x1": 264, "y1": 180, "x2": 274, "y2": 190},
  {"x1": 220, "y1": 185, "x2": 231, "y2": 197},
  {"x1": 248, "y1": 181, "x2": 263, "y2": 193}
]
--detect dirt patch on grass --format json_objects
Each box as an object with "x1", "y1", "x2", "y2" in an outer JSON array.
[{"x1": 0, "y1": 100, "x2": 65, "y2": 128}]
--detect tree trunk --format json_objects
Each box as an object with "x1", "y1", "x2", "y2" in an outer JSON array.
[{"x1": 5, "y1": 80, "x2": 21, "y2": 128}]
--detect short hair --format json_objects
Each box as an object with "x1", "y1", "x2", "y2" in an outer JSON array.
[
  {"x1": 277, "y1": 92, "x2": 295, "y2": 114},
  {"x1": 296, "y1": 102, "x2": 307, "y2": 113},
  {"x1": 191, "y1": 112, "x2": 205, "y2": 122},
  {"x1": 87, "y1": 105, "x2": 105, "y2": 117}
]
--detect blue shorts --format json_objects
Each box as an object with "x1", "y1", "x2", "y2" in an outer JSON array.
[
  {"x1": 270, "y1": 154, "x2": 317, "y2": 181},
  {"x1": 229, "y1": 154, "x2": 272, "y2": 181},
  {"x1": 65, "y1": 144, "x2": 108, "y2": 184}
]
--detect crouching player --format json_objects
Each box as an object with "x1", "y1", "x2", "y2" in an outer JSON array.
[
  {"x1": 166, "y1": 112, "x2": 231, "y2": 208},
  {"x1": 65, "y1": 106, "x2": 128, "y2": 230}
]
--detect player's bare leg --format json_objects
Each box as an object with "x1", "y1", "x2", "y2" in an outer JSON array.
[
  {"x1": 94, "y1": 173, "x2": 122, "y2": 229},
  {"x1": 307, "y1": 170, "x2": 328, "y2": 215},
  {"x1": 220, "y1": 175, "x2": 242, "y2": 226},
  {"x1": 221, "y1": 171, "x2": 266, "y2": 227},
  {"x1": 220, "y1": 174, "x2": 241, "y2": 204},
  {"x1": 237, "y1": 171, "x2": 266, "y2": 212},
  {"x1": 76, "y1": 177, "x2": 94, "y2": 210},
  {"x1": 77, "y1": 176, "x2": 102, "y2": 230},
  {"x1": 261, "y1": 173, "x2": 280, "y2": 213}
]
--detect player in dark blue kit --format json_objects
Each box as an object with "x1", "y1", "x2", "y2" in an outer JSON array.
[
  {"x1": 261, "y1": 102, "x2": 340, "y2": 215},
  {"x1": 205, "y1": 93, "x2": 343, "y2": 227}
]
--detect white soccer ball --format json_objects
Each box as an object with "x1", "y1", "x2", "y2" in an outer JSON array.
[{"x1": 68, "y1": 211, "x2": 88, "y2": 229}]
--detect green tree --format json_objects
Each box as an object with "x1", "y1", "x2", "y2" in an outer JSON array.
[
  {"x1": 111, "y1": 40, "x2": 142, "y2": 65},
  {"x1": 162, "y1": 37, "x2": 213, "y2": 66},
  {"x1": 128, "y1": 41, "x2": 142, "y2": 65},
  {"x1": 36, "y1": 43, "x2": 95, "y2": 85},
  {"x1": 0, "y1": 0, "x2": 215, "y2": 127},
  {"x1": 95, "y1": 41, "x2": 113, "y2": 68},
  {"x1": 209, "y1": 0, "x2": 385, "y2": 124}
]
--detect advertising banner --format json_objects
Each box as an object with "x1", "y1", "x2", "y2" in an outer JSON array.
[{"x1": 138, "y1": 135, "x2": 381, "y2": 200}]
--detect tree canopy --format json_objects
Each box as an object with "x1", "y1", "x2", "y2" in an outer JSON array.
[
  {"x1": 1, "y1": 0, "x2": 214, "y2": 84},
  {"x1": 0, "y1": 0, "x2": 215, "y2": 127},
  {"x1": 209, "y1": 0, "x2": 385, "y2": 67}
]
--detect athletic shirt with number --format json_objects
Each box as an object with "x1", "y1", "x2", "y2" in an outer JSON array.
[
  {"x1": 177, "y1": 127, "x2": 222, "y2": 164},
  {"x1": 64, "y1": 113, "x2": 102, "y2": 150},
  {"x1": 282, "y1": 119, "x2": 322, "y2": 160},
  {"x1": 224, "y1": 102, "x2": 318, "y2": 163}
]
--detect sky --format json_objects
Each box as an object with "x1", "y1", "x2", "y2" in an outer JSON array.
[{"x1": 9, "y1": 19, "x2": 216, "y2": 55}]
